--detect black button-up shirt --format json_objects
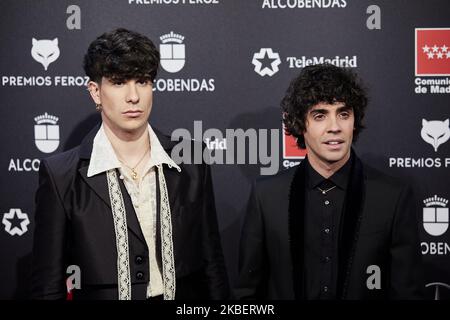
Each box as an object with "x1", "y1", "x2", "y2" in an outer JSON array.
[{"x1": 304, "y1": 156, "x2": 352, "y2": 299}]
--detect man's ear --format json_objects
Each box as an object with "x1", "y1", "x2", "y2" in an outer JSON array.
[{"x1": 87, "y1": 81, "x2": 101, "y2": 105}]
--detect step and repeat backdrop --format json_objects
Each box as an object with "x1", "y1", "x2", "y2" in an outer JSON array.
[{"x1": 0, "y1": 0, "x2": 449, "y2": 299}]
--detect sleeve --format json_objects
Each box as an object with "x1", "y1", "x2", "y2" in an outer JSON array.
[
  {"x1": 30, "y1": 159, "x2": 68, "y2": 299},
  {"x1": 234, "y1": 181, "x2": 269, "y2": 300},
  {"x1": 389, "y1": 184, "x2": 426, "y2": 299},
  {"x1": 201, "y1": 163, "x2": 231, "y2": 299}
]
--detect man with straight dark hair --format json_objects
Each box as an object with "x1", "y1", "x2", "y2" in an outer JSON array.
[{"x1": 31, "y1": 28, "x2": 230, "y2": 300}]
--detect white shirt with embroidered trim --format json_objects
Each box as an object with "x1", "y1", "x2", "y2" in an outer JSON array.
[{"x1": 87, "y1": 124, "x2": 181, "y2": 298}]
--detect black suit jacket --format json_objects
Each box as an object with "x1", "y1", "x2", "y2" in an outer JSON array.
[
  {"x1": 31, "y1": 125, "x2": 230, "y2": 300},
  {"x1": 236, "y1": 153, "x2": 424, "y2": 299}
]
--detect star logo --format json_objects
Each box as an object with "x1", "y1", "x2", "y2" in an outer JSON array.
[
  {"x1": 424, "y1": 44, "x2": 450, "y2": 60},
  {"x1": 252, "y1": 48, "x2": 281, "y2": 77},
  {"x1": 2, "y1": 208, "x2": 30, "y2": 236}
]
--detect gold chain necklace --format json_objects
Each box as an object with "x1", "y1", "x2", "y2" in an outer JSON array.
[{"x1": 118, "y1": 146, "x2": 150, "y2": 180}]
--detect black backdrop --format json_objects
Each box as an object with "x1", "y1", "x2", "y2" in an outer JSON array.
[{"x1": 0, "y1": 0, "x2": 449, "y2": 299}]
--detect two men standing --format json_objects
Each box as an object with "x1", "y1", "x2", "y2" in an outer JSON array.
[{"x1": 31, "y1": 29, "x2": 423, "y2": 300}]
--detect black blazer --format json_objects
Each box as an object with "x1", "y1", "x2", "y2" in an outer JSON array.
[
  {"x1": 31, "y1": 125, "x2": 230, "y2": 300},
  {"x1": 236, "y1": 153, "x2": 424, "y2": 300}
]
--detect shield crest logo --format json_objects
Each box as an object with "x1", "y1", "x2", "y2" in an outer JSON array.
[
  {"x1": 34, "y1": 112, "x2": 59, "y2": 153},
  {"x1": 160, "y1": 31, "x2": 185, "y2": 73},
  {"x1": 423, "y1": 195, "x2": 449, "y2": 236}
]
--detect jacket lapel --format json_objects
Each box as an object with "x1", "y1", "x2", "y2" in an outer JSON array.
[
  {"x1": 288, "y1": 159, "x2": 307, "y2": 299},
  {"x1": 78, "y1": 165, "x2": 111, "y2": 209},
  {"x1": 77, "y1": 125, "x2": 112, "y2": 208},
  {"x1": 77, "y1": 124, "x2": 147, "y2": 245},
  {"x1": 337, "y1": 153, "x2": 365, "y2": 298}
]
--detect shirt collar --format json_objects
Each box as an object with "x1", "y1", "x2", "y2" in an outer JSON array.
[
  {"x1": 306, "y1": 153, "x2": 352, "y2": 190},
  {"x1": 147, "y1": 125, "x2": 181, "y2": 172},
  {"x1": 87, "y1": 124, "x2": 180, "y2": 178}
]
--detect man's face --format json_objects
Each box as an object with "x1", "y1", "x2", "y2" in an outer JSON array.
[
  {"x1": 88, "y1": 77, "x2": 153, "y2": 136},
  {"x1": 303, "y1": 102, "x2": 354, "y2": 167}
]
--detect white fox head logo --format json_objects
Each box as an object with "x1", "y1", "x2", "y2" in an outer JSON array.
[
  {"x1": 421, "y1": 119, "x2": 450, "y2": 152},
  {"x1": 31, "y1": 38, "x2": 60, "y2": 71}
]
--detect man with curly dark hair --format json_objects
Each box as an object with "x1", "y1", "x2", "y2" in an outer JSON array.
[
  {"x1": 236, "y1": 64, "x2": 424, "y2": 300},
  {"x1": 31, "y1": 28, "x2": 230, "y2": 300}
]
